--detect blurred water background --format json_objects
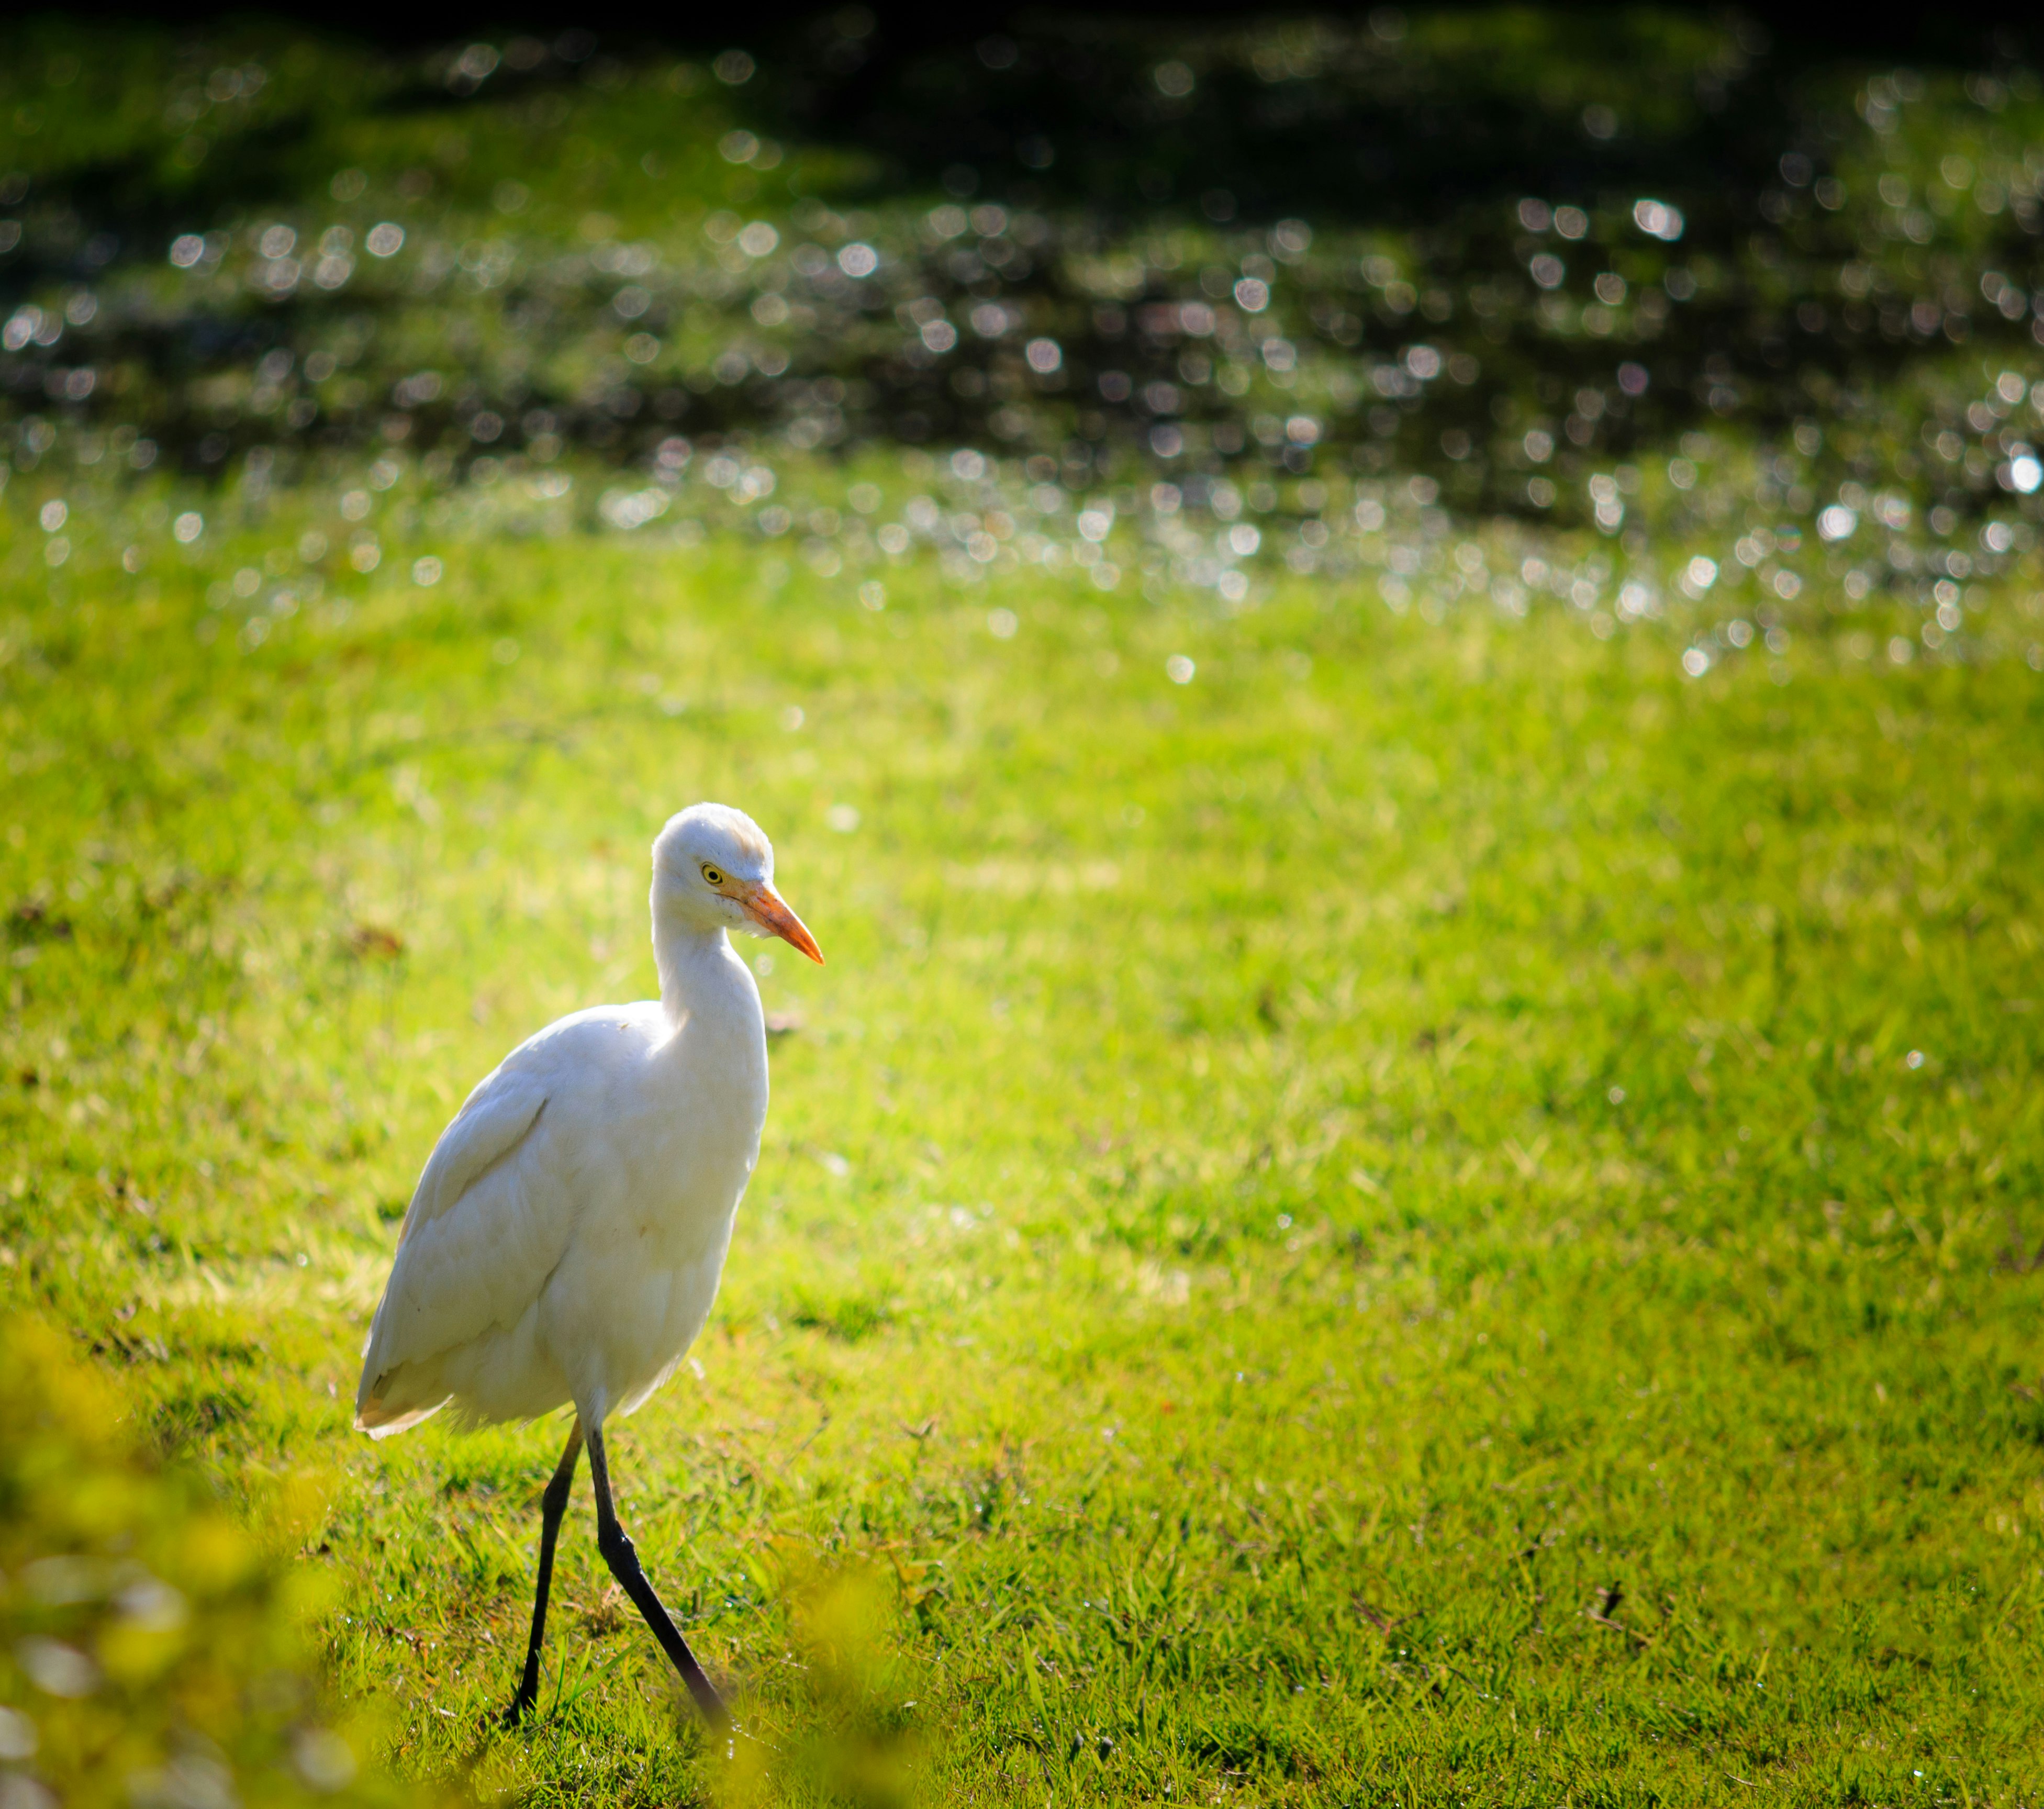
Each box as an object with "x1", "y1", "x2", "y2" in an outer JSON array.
[{"x1": 3, "y1": 6, "x2": 2043, "y2": 670}]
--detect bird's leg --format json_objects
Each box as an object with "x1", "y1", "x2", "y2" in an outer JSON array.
[
  {"x1": 585, "y1": 1420, "x2": 730, "y2": 1730},
  {"x1": 504, "y1": 1416, "x2": 584, "y2": 1726}
]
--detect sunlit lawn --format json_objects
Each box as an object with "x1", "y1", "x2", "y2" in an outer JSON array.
[
  {"x1": 6, "y1": 506, "x2": 2044, "y2": 1803},
  {"x1": 9, "y1": 6, "x2": 2044, "y2": 1801}
]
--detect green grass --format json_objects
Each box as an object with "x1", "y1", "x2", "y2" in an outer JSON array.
[
  {"x1": 5, "y1": 13, "x2": 2044, "y2": 1797},
  {"x1": 7, "y1": 500, "x2": 2044, "y2": 1804}
]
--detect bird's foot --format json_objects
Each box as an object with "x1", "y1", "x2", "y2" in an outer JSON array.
[
  {"x1": 685, "y1": 1672, "x2": 732, "y2": 1733},
  {"x1": 499, "y1": 1688, "x2": 539, "y2": 1729}
]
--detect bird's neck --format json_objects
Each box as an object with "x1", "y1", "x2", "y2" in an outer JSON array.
[{"x1": 653, "y1": 922, "x2": 751, "y2": 1029}]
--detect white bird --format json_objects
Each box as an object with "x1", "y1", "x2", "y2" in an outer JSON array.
[{"x1": 354, "y1": 802, "x2": 823, "y2": 1728}]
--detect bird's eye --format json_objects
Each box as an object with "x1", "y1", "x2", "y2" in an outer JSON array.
[{"x1": 701, "y1": 865, "x2": 724, "y2": 887}]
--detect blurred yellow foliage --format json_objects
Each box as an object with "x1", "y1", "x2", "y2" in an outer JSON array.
[
  {"x1": 719, "y1": 1552, "x2": 919, "y2": 1809},
  {"x1": 0, "y1": 1314, "x2": 416, "y2": 1808}
]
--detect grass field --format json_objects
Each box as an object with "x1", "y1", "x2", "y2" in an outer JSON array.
[
  {"x1": 8, "y1": 9, "x2": 2044, "y2": 1805},
  {"x1": 6, "y1": 502, "x2": 2044, "y2": 1803}
]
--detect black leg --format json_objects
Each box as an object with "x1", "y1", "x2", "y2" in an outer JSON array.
[
  {"x1": 586, "y1": 1420, "x2": 730, "y2": 1730},
  {"x1": 503, "y1": 1416, "x2": 584, "y2": 1725}
]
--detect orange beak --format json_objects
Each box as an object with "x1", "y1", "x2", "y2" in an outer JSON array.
[{"x1": 744, "y1": 883, "x2": 824, "y2": 965}]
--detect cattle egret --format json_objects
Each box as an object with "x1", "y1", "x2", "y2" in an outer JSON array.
[{"x1": 354, "y1": 803, "x2": 823, "y2": 1727}]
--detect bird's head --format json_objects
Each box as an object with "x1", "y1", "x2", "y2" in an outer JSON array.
[{"x1": 650, "y1": 802, "x2": 823, "y2": 964}]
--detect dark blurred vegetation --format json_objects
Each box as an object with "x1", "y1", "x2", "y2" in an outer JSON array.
[{"x1": 2, "y1": 6, "x2": 2042, "y2": 537}]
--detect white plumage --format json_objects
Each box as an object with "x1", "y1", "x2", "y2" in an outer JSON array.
[{"x1": 354, "y1": 802, "x2": 822, "y2": 1727}]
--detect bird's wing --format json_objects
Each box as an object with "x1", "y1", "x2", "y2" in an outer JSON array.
[
  {"x1": 396, "y1": 1060, "x2": 551, "y2": 1248},
  {"x1": 356, "y1": 1046, "x2": 568, "y2": 1408}
]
